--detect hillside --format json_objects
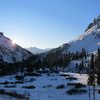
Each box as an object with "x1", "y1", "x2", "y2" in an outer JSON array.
[
  {"x1": 62, "y1": 15, "x2": 100, "y2": 53},
  {"x1": 44, "y1": 15, "x2": 100, "y2": 56},
  {"x1": 35, "y1": 15, "x2": 100, "y2": 71},
  {"x1": 0, "y1": 33, "x2": 33, "y2": 63}
]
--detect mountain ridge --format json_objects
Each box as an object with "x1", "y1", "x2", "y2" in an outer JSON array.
[
  {"x1": 48, "y1": 15, "x2": 100, "y2": 54},
  {"x1": 0, "y1": 33, "x2": 33, "y2": 63},
  {"x1": 26, "y1": 47, "x2": 51, "y2": 54}
]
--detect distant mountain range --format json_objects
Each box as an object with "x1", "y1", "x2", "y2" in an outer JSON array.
[{"x1": 26, "y1": 47, "x2": 51, "y2": 54}]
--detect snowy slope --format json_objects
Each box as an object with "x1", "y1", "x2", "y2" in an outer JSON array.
[
  {"x1": 0, "y1": 72, "x2": 89, "y2": 100},
  {"x1": 0, "y1": 33, "x2": 33, "y2": 63},
  {"x1": 0, "y1": 72, "x2": 100, "y2": 100},
  {"x1": 49, "y1": 15, "x2": 100, "y2": 54},
  {"x1": 26, "y1": 47, "x2": 51, "y2": 54},
  {"x1": 68, "y1": 25, "x2": 100, "y2": 53},
  {"x1": 67, "y1": 15, "x2": 100, "y2": 53}
]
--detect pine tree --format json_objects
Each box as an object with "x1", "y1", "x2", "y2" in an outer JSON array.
[
  {"x1": 79, "y1": 60, "x2": 84, "y2": 72},
  {"x1": 88, "y1": 53, "x2": 96, "y2": 100},
  {"x1": 75, "y1": 63, "x2": 78, "y2": 72},
  {"x1": 95, "y1": 48, "x2": 100, "y2": 85},
  {"x1": 80, "y1": 48, "x2": 87, "y2": 58},
  {"x1": 88, "y1": 53, "x2": 95, "y2": 86}
]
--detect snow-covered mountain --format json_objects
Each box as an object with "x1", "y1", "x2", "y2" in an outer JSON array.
[
  {"x1": 26, "y1": 47, "x2": 51, "y2": 54},
  {"x1": 68, "y1": 22, "x2": 100, "y2": 53},
  {"x1": 49, "y1": 15, "x2": 100, "y2": 54},
  {"x1": 0, "y1": 33, "x2": 33, "y2": 63},
  {"x1": 68, "y1": 15, "x2": 100, "y2": 53}
]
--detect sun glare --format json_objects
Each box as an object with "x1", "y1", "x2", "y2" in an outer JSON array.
[{"x1": 12, "y1": 38, "x2": 17, "y2": 44}]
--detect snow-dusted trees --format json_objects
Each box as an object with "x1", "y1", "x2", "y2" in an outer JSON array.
[
  {"x1": 42, "y1": 52, "x2": 71, "y2": 70},
  {"x1": 34, "y1": 48, "x2": 87, "y2": 71},
  {"x1": 72, "y1": 48, "x2": 87, "y2": 60}
]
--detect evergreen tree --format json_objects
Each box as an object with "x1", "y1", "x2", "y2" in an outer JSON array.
[
  {"x1": 80, "y1": 48, "x2": 87, "y2": 58},
  {"x1": 88, "y1": 53, "x2": 95, "y2": 86},
  {"x1": 75, "y1": 63, "x2": 78, "y2": 72},
  {"x1": 95, "y1": 48, "x2": 100, "y2": 85},
  {"x1": 79, "y1": 60, "x2": 84, "y2": 72},
  {"x1": 88, "y1": 53, "x2": 96, "y2": 100}
]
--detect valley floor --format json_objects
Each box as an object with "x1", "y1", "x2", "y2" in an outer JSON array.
[{"x1": 0, "y1": 72, "x2": 99, "y2": 100}]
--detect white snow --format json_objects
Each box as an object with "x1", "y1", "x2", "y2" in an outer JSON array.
[
  {"x1": 57, "y1": 19, "x2": 100, "y2": 54},
  {"x1": 0, "y1": 72, "x2": 99, "y2": 100},
  {"x1": 64, "y1": 60, "x2": 81, "y2": 72}
]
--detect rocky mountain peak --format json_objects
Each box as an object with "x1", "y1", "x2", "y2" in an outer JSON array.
[{"x1": 85, "y1": 15, "x2": 100, "y2": 32}]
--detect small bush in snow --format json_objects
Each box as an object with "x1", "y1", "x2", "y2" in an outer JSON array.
[
  {"x1": 5, "y1": 85, "x2": 16, "y2": 88},
  {"x1": 6, "y1": 92, "x2": 26, "y2": 99},
  {"x1": 15, "y1": 81, "x2": 24, "y2": 84},
  {"x1": 42, "y1": 85, "x2": 46, "y2": 88},
  {"x1": 56, "y1": 84, "x2": 65, "y2": 89},
  {"x1": 15, "y1": 75, "x2": 24, "y2": 80},
  {"x1": 29, "y1": 78, "x2": 36, "y2": 82},
  {"x1": 98, "y1": 90, "x2": 100, "y2": 94},
  {"x1": 36, "y1": 70, "x2": 49, "y2": 74},
  {"x1": 0, "y1": 90, "x2": 26, "y2": 99},
  {"x1": 67, "y1": 83, "x2": 86, "y2": 88},
  {"x1": 42, "y1": 85, "x2": 52, "y2": 88},
  {"x1": 22, "y1": 85, "x2": 36, "y2": 89},
  {"x1": 0, "y1": 81, "x2": 9, "y2": 85},
  {"x1": 47, "y1": 85, "x2": 52, "y2": 88},
  {"x1": 51, "y1": 78, "x2": 57, "y2": 81},
  {"x1": 0, "y1": 89, "x2": 5, "y2": 94},
  {"x1": 66, "y1": 88, "x2": 87, "y2": 95},
  {"x1": 60, "y1": 74, "x2": 70, "y2": 77},
  {"x1": 26, "y1": 73, "x2": 41, "y2": 76},
  {"x1": 66, "y1": 77, "x2": 77, "y2": 81}
]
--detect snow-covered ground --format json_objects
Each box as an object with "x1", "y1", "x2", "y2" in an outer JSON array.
[{"x1": 0, "y1": 72, "x2": 99, "y2": 100}]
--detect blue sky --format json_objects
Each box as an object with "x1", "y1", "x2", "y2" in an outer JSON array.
[{"x1": 0, "y1": 0, "x2": 100, "y2": 49}]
